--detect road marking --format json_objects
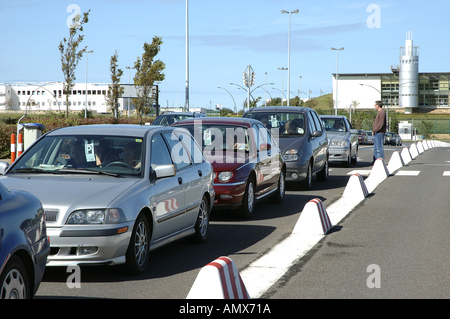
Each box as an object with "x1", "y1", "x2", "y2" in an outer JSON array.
[
  {"x1": 394, "y1": 170, "x2": 421, "y2": 176},
  {"x1": 443, "y1": 171, "x2": 450, "y2": 176}
]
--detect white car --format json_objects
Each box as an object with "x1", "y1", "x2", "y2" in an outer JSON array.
[{"x1": 0, "y1": 124, "x2": 214, "y2": 275}]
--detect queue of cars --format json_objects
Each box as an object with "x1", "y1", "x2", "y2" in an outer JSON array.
[{"x1": 0, "y1": 108, "x2": 363, "y2": 297}]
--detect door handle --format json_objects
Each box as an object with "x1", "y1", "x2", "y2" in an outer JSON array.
[
  {"x1": 198, "y1": 170, "x2": 202, "y2": 177},
  {"x1": 178, "y1": 177, "x2": 183, "y2": 184}
]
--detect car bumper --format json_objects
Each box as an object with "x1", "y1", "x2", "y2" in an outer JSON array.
[
  {"x1": 284, "y1": 160, "x2": 310, "y2": 182},
  {"x1": 212, "y1": 181, "x2": 246, "y2": 209},
  {"x1": 46, "y1": 222, "x2": 133, "y2": 267},
  {"x1": 328, "y1": 147, "x2": 350, "y2": 162}
]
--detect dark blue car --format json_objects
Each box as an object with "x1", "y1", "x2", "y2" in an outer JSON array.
[{"x1": 0, "y1": 181, "x2": 49, "y2": 299}]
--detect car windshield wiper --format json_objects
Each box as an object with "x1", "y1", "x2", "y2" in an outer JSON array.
[
  {"x1": 10, "y1": 167, "x2": 48, "y2": 173},
  {"x1": 57, "y1": 168, "x2": 123, "y2": 177}
]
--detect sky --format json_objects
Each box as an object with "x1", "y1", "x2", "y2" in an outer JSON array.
[{"x1": 1, "y1": 0, "x2": 450, "y2": 111}]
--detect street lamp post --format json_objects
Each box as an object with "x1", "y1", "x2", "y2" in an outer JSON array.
[
  {"x1": 331, "y1": 47, "x2": 344, "y2": 115},
  {"x1": 85, "y1": 50, "x2": 93, "y2": 118},
  {"x1": 281, "y1": 9, "x2": 299, "y2": 107},
  {"x1": 278, "y1": 67, "x2": 287, "y2": 106}
]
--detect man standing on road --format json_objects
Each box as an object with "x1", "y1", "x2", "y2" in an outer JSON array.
[{"x1": 372, "y1": 100, "x2": 387, "y2": 163}]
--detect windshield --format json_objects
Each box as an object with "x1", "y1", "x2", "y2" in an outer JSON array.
[
  {"x1": 175, "y1": 124, "x2": 251, "y2": 152},
  {"x1": 153, "y1": 114, "x2": 194, "y2": 126},
  {"x1": 321, "y1": 118, "x2": 348, "y2": 132},
  {"x1": 9, "y1": 135, "x2": 144, "y2": 176},
  {"x1": 243, "y1": 112, "x2": 305, "y2": 137}
]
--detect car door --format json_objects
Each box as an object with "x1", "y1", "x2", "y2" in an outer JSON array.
[
  {"x1": 168, "y1": 129, "x2": 207, "y2": 228},
  {"x1": 149, "y1": 132, "x2": 186, "y2": 242},
  {"x1": 254, "y1": 123, "x2": 278, "y2": 194},
  {"x1": 162, "y1": 130, "x2": 204, "y2": 230}
]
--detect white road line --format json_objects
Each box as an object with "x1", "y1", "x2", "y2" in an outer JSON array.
[
  {"x1": 443, "y1": 171, "x2": 450, "y2": 176},
  {"x1": 394, "y1": 170, "x2": 421, "y2": 176}
]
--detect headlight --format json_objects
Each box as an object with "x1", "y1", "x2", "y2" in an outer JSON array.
[
  {"x1": 67, "y1": 208, "x2": 126, "y2": 224},
  {"x1": 283, "y1": 149, "x2": 299, "y2": 162},
  {"x1": 217, "y1": 171, "x2": 232, "y2": 182}
]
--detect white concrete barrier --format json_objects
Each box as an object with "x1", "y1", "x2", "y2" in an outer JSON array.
[
  {"x1": 417, "y1": 141, "x2": 424, "y2": 153},
  {"x1": 401, "y1": 147, "x2": 412, "y2": 165},
  {"x1": 409, "y1": 143, "x2": 419, "y2": 159},
  {"x1": 342, "y1": 173, "x2": 369, "y2": 202},
  {"x1": 422, "y1": 140, "x2": 429, "y2": 151},
  {"x1": 387, "y1": 151, "x2": 405, "y2": 174},
  {"x1": 293, "y1": 198, "x2": 333, "y2": 235},
  {"x1": 365, "y1": 158, "x2": 389, "y2": 193},
  {"x1": 187, "y1": 256, "x2": 250, "y2": 299}
]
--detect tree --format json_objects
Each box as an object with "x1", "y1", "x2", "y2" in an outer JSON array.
[
  {"x1": 59, "y1": 10, "x2": 90, "y2": 118},
  {"x1": 106, "y1": 50, "x2": 124, "y2": 118},
  {"x1": 133, "y1": 37, "x2": 165, "y2": 118}
]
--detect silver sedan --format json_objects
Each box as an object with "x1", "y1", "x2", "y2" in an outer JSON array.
[
  {"x1": 320, "y1": 115, "x2": 359, "y2": 167},
  {"x1": 0, "y1": 124, "x2": 214, "y2": 275}
]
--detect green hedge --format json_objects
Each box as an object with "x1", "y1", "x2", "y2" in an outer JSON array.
[{"x1": 1, "y1": 117, "x2": 148, "y2": 159}]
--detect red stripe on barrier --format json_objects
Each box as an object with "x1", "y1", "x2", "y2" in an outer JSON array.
[
  {"x1": 208, "y1": 257, "x2": 249, "y2": 299},
  {"x1": 311, "y1": 198, "x2": 332, "y2": 234}
]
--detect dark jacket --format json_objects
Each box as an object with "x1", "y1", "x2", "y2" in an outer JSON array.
[{"x1": 373, "y1": 109, "x2": 386, "y2": 134}]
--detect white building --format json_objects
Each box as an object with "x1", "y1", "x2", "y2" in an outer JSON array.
[
  {"x1": 332, "y1": 33, "x2": 450, "y2": 114},
  {"x1": 0, "y1": 82, "x2": 140, "y2": 114}
]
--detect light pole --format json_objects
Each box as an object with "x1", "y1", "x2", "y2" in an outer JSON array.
[
  {"x1": 185, "y1": 0, "x2": 189, "y2": 111},
  {"x1": 331, "y1": 47, "x2": 344, "y2": 115},
  {"x1": 281, "y1": 9, "x2": 299, "y2": 107},
  {"x1": 85, "y1": 50, "x2": 93, "y2": 118},
  {"x1": 218, "y1": 86, "x2": 236, "y2": 113},
  {"x1": 278, "y1": 67, "x2": 287, "y2": 105}
]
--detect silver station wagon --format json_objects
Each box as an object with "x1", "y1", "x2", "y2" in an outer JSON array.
[{"x1": 0, "y1": 124, "x2": 214, "y2": 275}]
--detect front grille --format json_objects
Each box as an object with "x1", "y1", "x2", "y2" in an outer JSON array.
[{"x1": 45, "y1": 209, "x2": 59, "y2": 223}]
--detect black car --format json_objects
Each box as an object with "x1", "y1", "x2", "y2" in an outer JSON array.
[
  {"x1": 243, "y1": 106, "x2": 329, "y2": 189},
  {"x1": 0, "y1": 181, "x2": 49, "y2": 299},
  {"x1": 152, "y1": 111, "x2": 207, "y2": 126}
]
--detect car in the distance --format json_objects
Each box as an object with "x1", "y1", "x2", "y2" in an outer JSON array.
[
  {"x1": 0, "y1": 124, "x2": 214, "y2": 275},
  {"x1": 242, "y1": 106, "x2": 328, "y2": 190},
  {"x1": 151, "y1": 111, "x2": 207, "y2": 126},
  {"x1": 365, "y1": 131, "x2": 375, "y2": 144},
  {"x1": 172, "y1": 117, "x2": 286, "y2": 219},
  {"x1": 392, "y1": 134, "x2": 402, "y2": 146},
  {"x1": 0, "y1": 181, "x2": 49, "y2": 299},
  {"x1": 320, "y1": 115, "x2": 359, "y2": 167}
]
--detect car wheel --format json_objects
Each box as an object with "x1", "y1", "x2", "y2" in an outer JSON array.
[
  {"x1": 0, "y1": 255, "x2": 30, "y2": 299},
  {"x1": 125, "y1": 213, "x2": 150, "y2": 275},
  {"x1": 316, "y1": 156, "x2": 328, "y2": 181},
  {"x1": 239, "y1": 176, "x2": 255, "y2": 219},
  {"x1": 351, "y1": 148, "x2": 358, "y2": 165},
  {"x1": 190, "y1": 195, "x2": 210, "y2": 243},
  {"x1": 301, "y1": 161, "x2": 313, "y2": 190},
  {"x1": 269, "y1": 169, "x2": 285, "y2": 203}
]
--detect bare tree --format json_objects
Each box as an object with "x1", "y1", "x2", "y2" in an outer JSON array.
[{"x1": 59, "y1": 10, "x2": 90, "y2": 118}]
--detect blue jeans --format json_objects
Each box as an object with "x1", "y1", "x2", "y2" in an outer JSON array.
[{"x1": 373, "y1": 133, "x2": 385, "y2": 162}]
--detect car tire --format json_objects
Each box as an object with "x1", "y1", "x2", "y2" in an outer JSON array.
[
  {"x1": 0, "y1": 255, "x2": 31, "y2": 299},
  {"x1": 269, "y1": 169, "x2": 285, "y2": 203},
  {"x1": 125, "y1": 212, "x2": 151, "y2": 275},
  {"x1": 189, "y1": 195, "x2": 210, "y2": 243},
  {"x1": 351, "y1": 148, "x2": 358, "y2": 165},
  {"x1": 301, "y1": 161, "x2": 313, "y2": 190},
  {"x1": 239, "y1": 176, "x2": 256, "y2": 219}
]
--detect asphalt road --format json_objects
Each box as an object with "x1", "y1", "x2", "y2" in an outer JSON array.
[
  {"x1": 35, "y1": 142, "x2": 448, "y2": 299},
  {"x1": 264, "y1": 144, "x2": 450, "y2": 299}
]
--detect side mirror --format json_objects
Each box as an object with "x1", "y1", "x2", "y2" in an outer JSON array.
[
  {"x1": 311, "y1": 130, "x2": 323, "y2": 138},
  {"x1": 154, "y1": 164, "x2": 176, "y2": 179},
  {"x1": 0, "y1": 161, "x2": 9, "y2": 175}
]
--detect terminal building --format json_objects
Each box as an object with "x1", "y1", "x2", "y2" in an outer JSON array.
[
  {"x1": 333, "y1": 33, "x2": 450, "y2": 114},
  {"x1": 0, "y1": 82, "x2": 139, "y2": 114}
]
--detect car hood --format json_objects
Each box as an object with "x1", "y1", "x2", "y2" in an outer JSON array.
[
  {"x1": 0, "y1": 174, "x2": 140, "y2": 210},
  {"x1": 326, "y1": 131, "x2": 348, "y2": 140},
  {"x1": 277, "y1": 136, "x2": 306, "y2": 152},
  {"x1": 204, "y1": 151, "x2": 253, "y2": 172}
]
